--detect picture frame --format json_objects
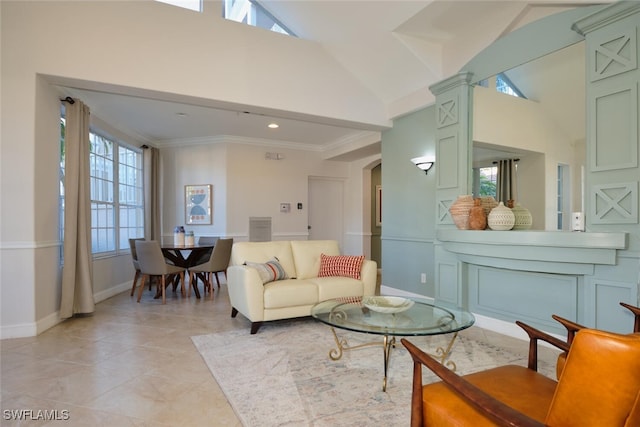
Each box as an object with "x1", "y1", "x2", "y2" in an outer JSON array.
[
  {"x1": 185, "y1": 184, "x2": 212, "y2": 225},
  {"x1": 375, "y1": 185, "x2": 382, "y2": 226}
]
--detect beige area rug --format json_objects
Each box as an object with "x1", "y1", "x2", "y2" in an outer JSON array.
[{"x1": 192, "y1": 318, "x2": 545, "y2": 427}]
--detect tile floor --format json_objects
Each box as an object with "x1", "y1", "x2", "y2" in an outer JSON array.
[{"x1": 1, "y1": 278, "x2": 560, "y2": 426}]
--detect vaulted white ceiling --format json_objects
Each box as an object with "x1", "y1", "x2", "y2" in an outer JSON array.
[{"x1": 60, "y1": 0, "x2": 606, "y2": 156}]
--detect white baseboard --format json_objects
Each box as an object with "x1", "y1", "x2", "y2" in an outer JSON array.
[
  {"x1": 94, "y1": 281, "x2": 130, "y2": 303},
  {"x1": 1, "y1": 322, "x2": 37, "y2": 340}
]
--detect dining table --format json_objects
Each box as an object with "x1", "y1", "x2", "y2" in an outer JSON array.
[{"x1": 160, "y1": 240, "x2": 215, "y2": 299}]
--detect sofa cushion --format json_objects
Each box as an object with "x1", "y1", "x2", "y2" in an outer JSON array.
[
  {"x1": 318, "y1": 254, "x2": 364, "y2": 280},
  {"x1": 231, "y1": 241, "x2": 297, "y2": 278},
  {"x1": 290, "y1": 240, "x2": 340, "y2": 279},
  {"x1": 245, "y1": 258, "x2": 288, "y2": 284},
  {"x1": 263, "y1": 279, "x2": 318, "y2": 309},
  {"x1": 308, "y1": 276, "x2": 365, "y2": 301}
]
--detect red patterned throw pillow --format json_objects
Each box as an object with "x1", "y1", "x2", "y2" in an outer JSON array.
[{"x1": 318, "y1": 254, "x2": 365, "y2": 280}]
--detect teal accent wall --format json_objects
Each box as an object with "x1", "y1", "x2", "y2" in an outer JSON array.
[
  {"x1": 381, "y1": 105, "x2": 437, "y2": 296},
  {"x1": 382, "y1": 2, "x2": 640, "y2": 335}
]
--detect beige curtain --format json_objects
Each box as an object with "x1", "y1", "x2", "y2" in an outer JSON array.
[
  {"x1": 144, "y1": 146, "x2": 161, "y2": 240},
  {"x1": 60, "y1": 100, "x2": 95, "y2": 319},
  {"x1": 496, "y1": 159, "x2": 518, "y2": 203}
]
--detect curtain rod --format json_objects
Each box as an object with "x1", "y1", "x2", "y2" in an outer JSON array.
[
  {"x1": 492, "y1": 158, "x2": 520, "y2": 164},
  {"x1": 60, "y1": 96, "x2": 75, "y2": 104}
]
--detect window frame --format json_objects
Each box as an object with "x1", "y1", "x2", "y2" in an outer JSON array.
[{"x1": 88, "y1": 129, "x2": 145, "y2": 258}]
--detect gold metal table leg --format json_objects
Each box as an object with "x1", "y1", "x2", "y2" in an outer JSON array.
[
  {"x1": 327, "y1": 327, "x2": 395, "y2": 392},
  {"x1": 326, "y1": 328, "x2": 460, "y2": 391},
  {"x1": 430, "y1": 331, "x2": 460, "y2": 371},
  {"x1": 382, "y1": 335, "x2": 396, "y2": 392}
]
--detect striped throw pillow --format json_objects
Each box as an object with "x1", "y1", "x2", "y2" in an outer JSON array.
[
  {"x1": 245, "y1": 258, "x2": 288, "y2": 284},
  {"x1": 318, "y1": 254, "x2": 365, "y2": 280}
]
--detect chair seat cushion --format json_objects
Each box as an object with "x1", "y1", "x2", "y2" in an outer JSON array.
[{"x1": 422, "y1": 365, "x2": 556, "y2": 426}]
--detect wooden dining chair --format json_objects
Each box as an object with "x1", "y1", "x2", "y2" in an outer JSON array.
[
  {"x1": 135, "y1": 240, "x2": 186, "y2": 304},
  {"x1": 402, "y1": 326, "x2": 640, "y2": 427},
  {"x1": 128, "y1": 237, "x2": 145, "y2": 296},
  {"x1": 188, "y1": 238, "x2": 233, "y2": 298}
]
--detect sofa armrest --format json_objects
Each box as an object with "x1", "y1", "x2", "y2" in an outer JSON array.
[
  {"x1": 360, "y1": 259, "x2": 378, "y2": 295},
  {"x1": 227, "y1": 265, "x2": 266, "y2": 322}
]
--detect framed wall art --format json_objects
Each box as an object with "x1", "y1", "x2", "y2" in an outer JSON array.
[{"x1": 185, "y1": 184, "x2": 212, "y2": 225}]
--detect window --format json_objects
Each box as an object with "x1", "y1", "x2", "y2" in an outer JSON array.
[
  {"x1": 474, "y1": 166, "x2": 498, "y2": 198},
  {"x1": 59, "y1": 119, "x2": 144, "y2": 257},
  {"x1": 557, "y1": 164, "x2": 570, "y2": 230},
  {"x1": 155, "y1": 0, "x2": 202, "y2": 12},
  {"x1": 223, "y1": 0, "x2": 295, "y2": 36},
  {"x1": 59, "y1": 118, "x2": 66, "y2": 261},
  {"x1": 477, "y1": 74, "x2": 526, "y2": 99},
  {"x1": 89, "y1": 132, "x2": 144, "y2": 255}
]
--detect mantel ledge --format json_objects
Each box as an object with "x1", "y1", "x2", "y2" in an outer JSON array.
[{"x1": 436, "y1": 229, "x2": 627, "y2": 250}]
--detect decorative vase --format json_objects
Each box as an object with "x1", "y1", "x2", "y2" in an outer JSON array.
[
  {"x1": 468, "y1": 198, "x2": 487, "y2": 230},
  {"x1": 511, "y1": 203, "x2": 533, "y2": 230},
  {"x1": 449, "y1": 195, "x2": 474, "y2": 230},
  {"x1": 480, "y1": 196, "x2": 498, "y2": 219},
  {"x1": 488, "y1": 202, "x2": 515, "y2": 231}
]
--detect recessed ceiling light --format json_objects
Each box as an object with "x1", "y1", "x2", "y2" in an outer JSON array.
[{"x1": 268, "y1": 123, "x2": 279, "y2": 129}]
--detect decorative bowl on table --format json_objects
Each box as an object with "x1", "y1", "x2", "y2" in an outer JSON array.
[{"x1": 362, "y1": 296, "x2": 414, "y2": 314}]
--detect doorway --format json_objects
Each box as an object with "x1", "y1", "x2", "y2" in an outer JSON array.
[{"x1": 308, "y1": 177, "x2": 344, "y2": 248}]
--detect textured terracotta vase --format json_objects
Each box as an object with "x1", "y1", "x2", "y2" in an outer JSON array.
[
  {"x1": 449, "y1": 195, "x2": 474, "y2": 230},
  {"x1": 511, "y1": 203, "x2": 533, "y2": 230},
  {"x1": 488, "y1": 202, "x2": 515, "y2": 231},
  {"x1": 479, "y1": 196, "x2": 498, "y2": 227},
  {"x1": 468, "y1": 198, "x2": 487, "y2": 230}
]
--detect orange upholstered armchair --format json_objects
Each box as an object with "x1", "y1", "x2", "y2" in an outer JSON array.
[
  {"x1": 402, "y1": 326, "x2": 640, "y2": 427},
  {"x1": 553, "y1": 302, "x2": 640, "y2": 378}
]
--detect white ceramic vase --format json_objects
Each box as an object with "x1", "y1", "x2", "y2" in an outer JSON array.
[
  {"x1": 488, "y1": 202, "x2": 515, "y2": 231},
  {"x1": 511, "y1": 203, "x2": 533, "y2": 230}
]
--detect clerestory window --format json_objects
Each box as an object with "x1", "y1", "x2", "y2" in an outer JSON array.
[
  {"x1": 478, "y1": 73, "x2": 526, "y2": 99},
  {"x1": 155, "y1": 0, "x2": 202, "y2": 12},
  {"x1": 223, "y1": 0, "x2": 295, "y2": 36}
]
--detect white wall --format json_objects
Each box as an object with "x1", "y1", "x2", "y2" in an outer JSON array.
[
  {"x1": 158, "y1": 140, "x2": 372, "y2": 251},
  {"x1": 0, "y1": 0, "x2": 385, "y2": 337},
  {"x1": 474, "y1": 86, "x2": 583, "y2": 229}
]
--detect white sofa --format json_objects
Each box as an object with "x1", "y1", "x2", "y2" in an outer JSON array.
[{"x1": 227, "y1": 240, "x2": 377, "y2": 334}]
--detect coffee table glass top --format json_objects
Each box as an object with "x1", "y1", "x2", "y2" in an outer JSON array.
[{"x1": 310, "y1": 296, "x2": 475, "y2": 336}]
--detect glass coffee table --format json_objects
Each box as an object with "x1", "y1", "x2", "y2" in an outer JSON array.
[{"x1": 310, "y1": 296, "x2": 475, "y2": 391}]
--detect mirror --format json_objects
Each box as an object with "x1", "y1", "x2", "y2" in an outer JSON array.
[{"x1": 471, "y1": 42, "x2": 586, "y2": 230}]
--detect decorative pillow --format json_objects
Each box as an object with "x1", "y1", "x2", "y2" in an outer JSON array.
[
  {"x1": 245, "y1": 258, "x2": 288, "y2": 284},
  {"x1": 318, "y1": 254, "x2": 365, "y2": 280}
]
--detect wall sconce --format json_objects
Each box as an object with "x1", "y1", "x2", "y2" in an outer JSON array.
[{"x1": 411, "y1": 156, "x2": 435, "y2": 175}]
